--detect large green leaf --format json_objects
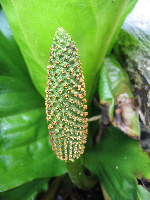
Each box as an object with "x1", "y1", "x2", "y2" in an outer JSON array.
[
  {"x1": 0, "y1": 10, "x2": 66, "y2": 192},
  {"x1": 1, "y1": 0, "x2": 135, "y2": 103},
  {"x1": 84, "y1": 126, "x2": 150, "y2": 200}
]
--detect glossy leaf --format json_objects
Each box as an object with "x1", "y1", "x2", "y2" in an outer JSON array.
[
  {"x1": 99, "y1": 59, "x2": 115, "y2": 122},
  {"x1": 0, "y1": 10, "x2": 66, "y2": 192},
  {"x1": 1, "y1": 0, "x2": 134, "y2": 103},
  {"x1": 99, "y1": 56, "x2": 140, "y2": 138},
  {"x1": 84, "y1": 126, "x2": 150, "y2": 200}
]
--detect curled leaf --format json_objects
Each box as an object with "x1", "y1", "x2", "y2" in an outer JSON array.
[{"x1": 99, "y1": 56, "x2": 140, "y2": 138}]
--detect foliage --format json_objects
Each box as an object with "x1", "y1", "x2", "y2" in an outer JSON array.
[{"x1": 0, "y1": 0, "x2": 150, "y2": 199}]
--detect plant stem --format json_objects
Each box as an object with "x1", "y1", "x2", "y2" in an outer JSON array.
[{"x1": 65, "y1": 158, "x2": 98, "y2": 190}]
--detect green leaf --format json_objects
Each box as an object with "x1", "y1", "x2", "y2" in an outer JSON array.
[
  {"x1": 85, "y1": 126, "x2": 150, "y2": 200},
  {"x1": 99, "y1": 59, "x2": 115, "y2": 122},
  {"x1": 0, "y1": 10, "x2": 66, "y2": 192},
  {"x1": 1, "y1": 0, "x2": 133, "y2": 103},
  {"x1": 106, "y1": 0, "x2": 138, "y2": 54},
  {"x1": 99, "y1": 56, "x2": 140, "y2": 138},
  {"x1": 137, "y1": 185, "x2": 150, "y2": 200},
  {"x1": 0, "y1": 178, "x2": 49, "y2": 200}
]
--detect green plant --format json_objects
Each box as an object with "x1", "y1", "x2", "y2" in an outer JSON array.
[
  {"x1": 0, "y1": 0, "x2": 150, "y2": 199},
  {"x1": 45, "y1": 27, "x2": 97, "y2": 190}
]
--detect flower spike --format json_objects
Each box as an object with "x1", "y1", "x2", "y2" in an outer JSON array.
[{"x1": 45, "y1": 27, "x2": 88, "y2": 162}]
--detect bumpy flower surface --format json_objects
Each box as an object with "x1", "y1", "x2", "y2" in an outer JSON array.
[{"x1": 45, "y1": 27, "x2": 88, "y2": 162}]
